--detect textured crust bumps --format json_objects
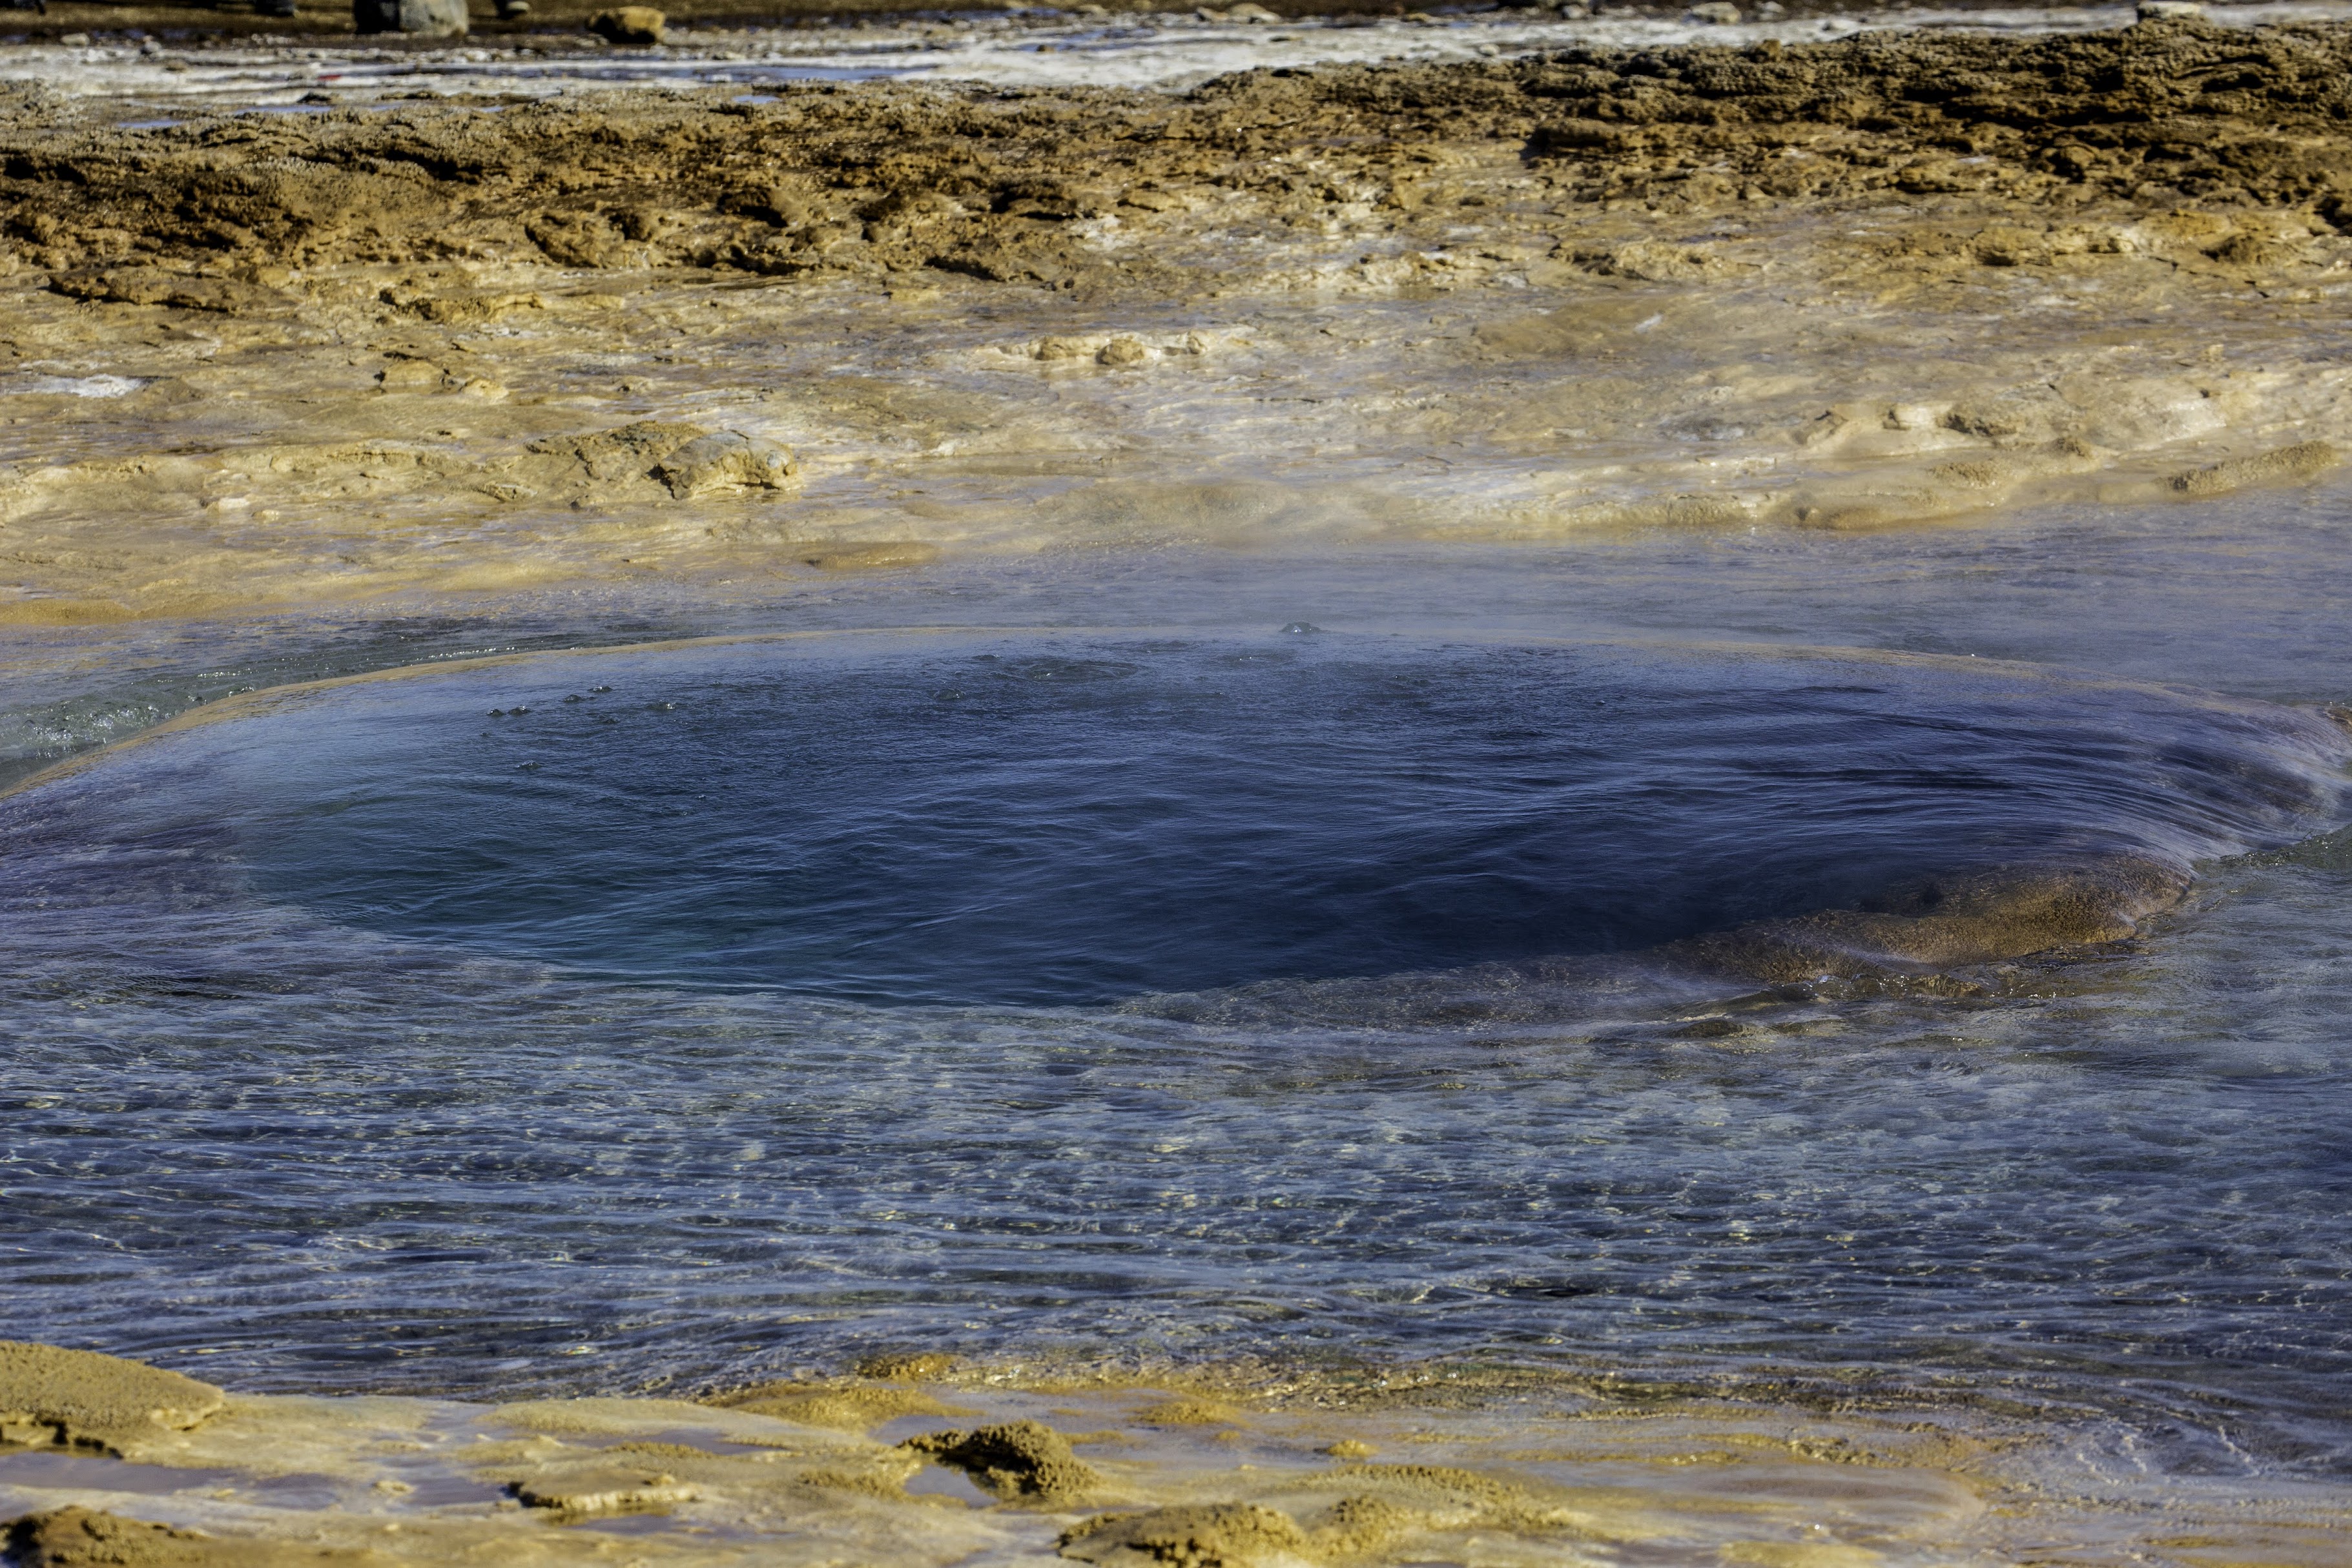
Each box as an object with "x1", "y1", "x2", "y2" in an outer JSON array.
[
  {"x1": 901, "y1": 1419, "x2": 1103, "y2": 1503},
  {"x1": 1058, "y1": 1503, "x2": 1314, "y2": 1567},
  {"x1": 2171, "y1": 440, "x2": 2344, "y2": 497},
  {"x1": 6, "y1": 22, "x2": 2351, "y2": 284},
  {"x1": 0, "y1": 1343, "x2": 224, "y2": 1457}
]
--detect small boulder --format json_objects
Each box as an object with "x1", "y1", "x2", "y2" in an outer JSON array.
[
  {"x1": 588, "y1": 6, "x2": 665, "y2": 44},
  {"x1": 1687, "y1": 1, "x2": 1740, "y2": 20},
  {"x1": 353, "y1": 0, "x2": 468, "y2": 36},
  {"x1": 654, "y1": 432, "x2": 798, "y2": 499}
]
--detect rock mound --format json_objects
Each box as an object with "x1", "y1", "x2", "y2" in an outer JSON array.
[
  {"x1": 902, "y1": 1419, "x2": 1100, "y2": 1503},
  {"x1": 654, "y1": 431, "x2": 798, "y2": 498},
  {"x1": 1059, "y1": 1503, "x2": 1313, "y2": 1567},
  {"x1": 0, "y1": 1343, "x2": 224, "y2": 1457},
  {"x1": 3, "y1": 1507, "x2": 384, "y2": 1566}
]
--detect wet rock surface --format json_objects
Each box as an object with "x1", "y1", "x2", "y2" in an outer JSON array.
[
  {"x1": 3, "y1": 25, "x2": 2351, "y2": 1568},
  {"x1": 1664, "y1": 857, "x2": 2196, "y2": 983},
  {"x1": 3, "y1": 1340, "x2": 2334, "y2": 1567},
  {"x1": 0, "y1": 1340, "x2": 2245, "y2": 1568}
]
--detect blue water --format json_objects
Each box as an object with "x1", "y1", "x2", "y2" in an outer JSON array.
[
  {"x1": 88, "y1": 635, "x2": 2326, "y2": 1007},
  {"x1": 5, "y1": 508, "x2": 2352, "y2": 1481}
]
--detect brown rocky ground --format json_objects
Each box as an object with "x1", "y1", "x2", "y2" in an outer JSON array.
[
  {"x1": 0, "y1": 16, "x2": 2347, "y2": 621},
  {"x1": 7, "y1": 17, "x2": 2351, "y2": 273}
]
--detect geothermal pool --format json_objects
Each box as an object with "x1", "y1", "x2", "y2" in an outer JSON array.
[
  {"x1": 33, "y1": 630, "x2": 2350, "y2": 1002},
  {"x1": 5, "y1": 11, "x2": 2352, "y2": 1560},
  {"x1": 6, "y1": 517, "x2": 2352, "y2": 1493}
]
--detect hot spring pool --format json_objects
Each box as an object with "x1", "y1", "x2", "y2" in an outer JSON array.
[
  {"x1": 3, "y1": 621, "x2": 2351, "y2": 1489},
  {"x1": 14, "y1": 630, "x2": 2347, "y2": 1006}
]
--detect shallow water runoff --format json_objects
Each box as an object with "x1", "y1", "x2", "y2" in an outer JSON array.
[{"x1": 6, "y1": 10, "x2": 2352, "y2": 1565}]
